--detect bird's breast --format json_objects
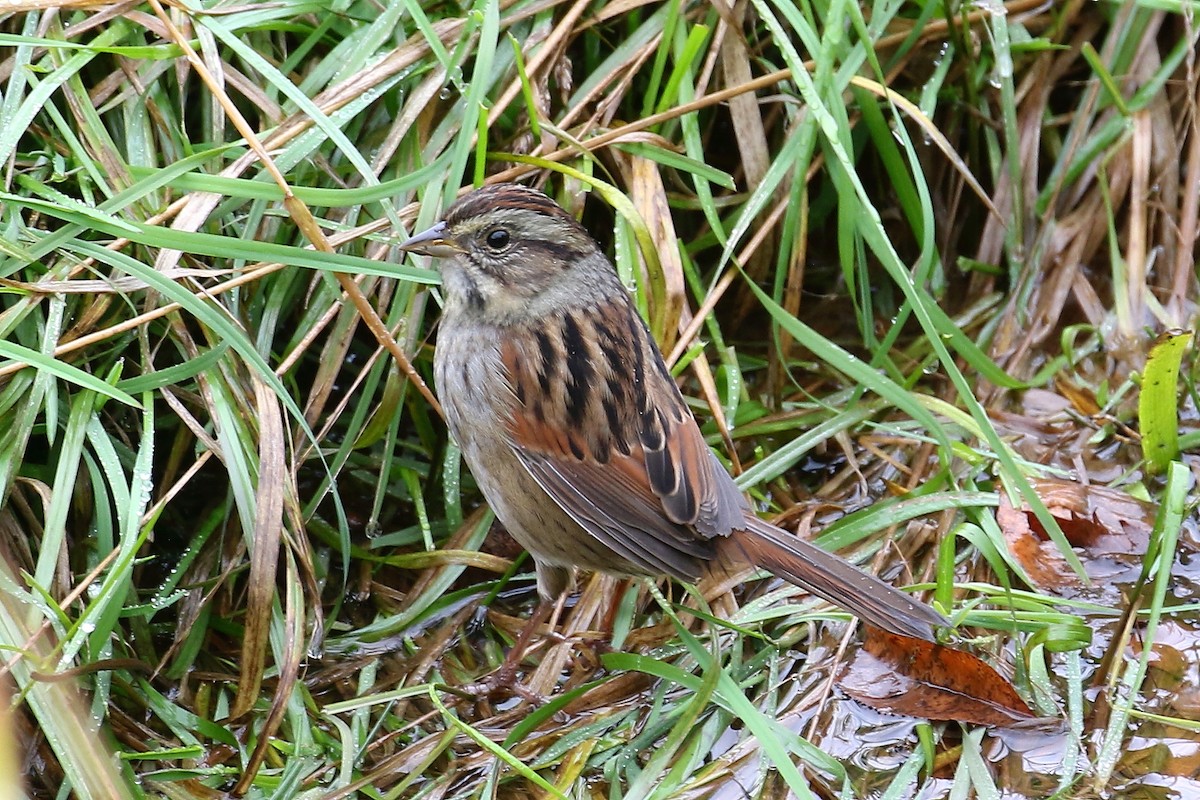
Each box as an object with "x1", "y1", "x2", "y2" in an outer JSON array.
[{"x1": 433, "y1": 318, "x2": 515, "y2": 449}]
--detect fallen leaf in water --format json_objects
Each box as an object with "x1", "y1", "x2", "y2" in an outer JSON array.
[
  {"x1": 997, "y1": 478, "x2": 1159, "y2": 593},
  {"x1": 997, "y1": 496, "x2": 1082, "y2": 589},
  {"x1": 1028, "y1": 478, "x2": 1154, "y2": 552},
  {"x1": 839, "y1": 627, "x2": 1038, "y2": 727}
]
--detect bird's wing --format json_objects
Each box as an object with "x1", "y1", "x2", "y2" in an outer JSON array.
[
  {"x1": 496, "y1": 289, "x2": 948, "y2": 642},
  {"x1": 499, "y1": 298, "x2": 745, "y2": 581}
]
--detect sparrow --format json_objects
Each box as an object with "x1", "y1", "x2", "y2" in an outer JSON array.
[{"x1": 399, "y1": 182, "x2": 947, "y2": 643}]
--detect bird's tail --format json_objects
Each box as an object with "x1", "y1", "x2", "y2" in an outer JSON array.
[{"x1": 723, "y1": 515, "x2": 947, "y2": 641}]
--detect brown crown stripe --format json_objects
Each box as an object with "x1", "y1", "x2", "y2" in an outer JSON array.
[{"x1": 445, "y1": 183, "x2": 579, "y2": 228}]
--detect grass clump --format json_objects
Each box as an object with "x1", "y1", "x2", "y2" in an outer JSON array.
[{"x1": 0, "y1": 1, "x2": 1197, "y2": 798}]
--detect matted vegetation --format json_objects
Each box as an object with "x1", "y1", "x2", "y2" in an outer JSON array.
[{"x1": 1, "y1": 0, "x2": 1197, "y2": 797}]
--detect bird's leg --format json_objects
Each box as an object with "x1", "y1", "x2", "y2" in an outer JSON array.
[{"x1": 457, "y1": 594, "x2": 559, "y2": 705}]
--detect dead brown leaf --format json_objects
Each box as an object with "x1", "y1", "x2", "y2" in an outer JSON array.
[
  {"x1": 998, "y1": 478, "x2": 1160, "y2": 593},
  {"x1": 839, "y1": 628, "x2": 1037, "y2": 727},
  {"x1": 998, "y1": 495, "x2": 1083, "y2": 589}
]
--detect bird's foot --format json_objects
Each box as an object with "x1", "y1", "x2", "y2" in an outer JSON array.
[
  {"x1": 444, "y1": 597, "x2": 560, "y2": 708},
  {"x1": 453, "y1": 663, "x2": 548, "y2": 707}
]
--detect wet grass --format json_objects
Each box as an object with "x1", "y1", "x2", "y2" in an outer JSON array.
[{"x1": 0, "y1": 1, "x2": 1197, "y2": 797}]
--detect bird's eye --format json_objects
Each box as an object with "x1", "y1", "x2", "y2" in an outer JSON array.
[{"x1": 485, "y1": 228, "x2": 510, "y2": 250}]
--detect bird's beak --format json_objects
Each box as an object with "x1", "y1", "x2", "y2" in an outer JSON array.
[{"x1": 398, "y1": 221, "x2": 463, "y2": 258}]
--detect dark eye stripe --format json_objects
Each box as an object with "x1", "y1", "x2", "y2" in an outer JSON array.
[{"x1": 524, "y1": 240, "x2": 587, "y2": 263}]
